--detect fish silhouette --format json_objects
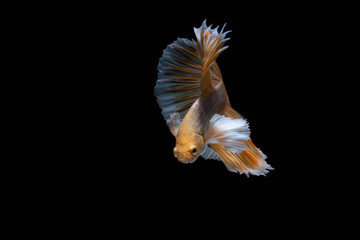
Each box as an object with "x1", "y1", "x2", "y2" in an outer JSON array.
[{"x1": 154, "y1": 20, "x2": 273, "y2": 176}]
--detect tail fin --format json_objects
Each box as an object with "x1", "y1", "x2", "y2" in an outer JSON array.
[
  {"x1": 211, "y1": 141, "x2": 272, "y2": 177},
  {"x1": 211, "y1": 104, "x2": 273, "y2": 177},
  {"x1": 193, "y1": 20, "x2": 230, "y2": 92}
]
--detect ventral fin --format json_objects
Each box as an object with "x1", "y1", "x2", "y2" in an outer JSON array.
[{"x1": 200, "y1": 145, "x2": 221, "y2": 161}]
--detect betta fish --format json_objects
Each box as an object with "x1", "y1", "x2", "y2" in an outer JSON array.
[{"x1": 154, "y1": 20, "x2": 273, "y2": 176}]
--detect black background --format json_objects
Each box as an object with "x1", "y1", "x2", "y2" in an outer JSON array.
[
  {"x1": 45, "y1": 3, "x2": 353, "y2": 234},
  {"x1": 75, "y1": 8, "x2": 310, "y2": 185},
  {"x1": 68, "y1": 8, "x2": 315, "y2": 195}
]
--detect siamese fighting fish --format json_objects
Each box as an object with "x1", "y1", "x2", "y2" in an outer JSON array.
[{"x1": 154, "y1": 20, "x2": 273, "y2": 176}]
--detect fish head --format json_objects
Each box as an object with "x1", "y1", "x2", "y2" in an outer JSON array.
[{"x1": 173, "y1": 132, "x2": 205, "y2": 164}]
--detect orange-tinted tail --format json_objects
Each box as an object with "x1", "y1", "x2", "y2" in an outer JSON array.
[{"x1": 211, "y1": 104, "x2": 272, "y2": 176}]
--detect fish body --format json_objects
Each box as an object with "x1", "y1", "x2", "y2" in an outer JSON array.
[
  {"x1": 155, "y1": 20, "x2": 273, "y2": 176},
  {"x1": 175, "y1": 77, "x2": 227, "y2": 163}
]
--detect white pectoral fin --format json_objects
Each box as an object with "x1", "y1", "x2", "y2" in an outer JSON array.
[
  {"x1": 205, "y1": 114, "x2": 250, "y2": 153},
  {"x1": 169, "y1": 112, "x2": 182, "y2": 136}
]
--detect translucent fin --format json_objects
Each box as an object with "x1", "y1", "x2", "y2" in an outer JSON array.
[
  {"x1": 210, "y1": 144, "x2": 251, "y2": 177},
  {"x1": 201, "y1": 145, "x2": 221, "y2": 161},
  {"x1": 155, "y1": 36, "x2": 223, "y2": 130},
  {"x1": 200, "y1": 145, "x2": 239, "y2": 172},
  {"x1": 169, "y1": 112, "x2": 181, "y2": 136},
  {"x1": 209, "y1": 104, "x2": 273, "y2": 176},
  {"x1": 193, "y1": 20, "x2": 230, "y2": 70},
  {"x1": 205, "y1": 114, "x2": 250, "y2": 153},
  {"x1": 193, "y1": 20, "x2": 230, "y2": 93}
]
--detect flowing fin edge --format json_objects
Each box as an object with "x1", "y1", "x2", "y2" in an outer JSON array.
[{"x1": 208, "y1": 104, "x2": 273, "y2": 176}]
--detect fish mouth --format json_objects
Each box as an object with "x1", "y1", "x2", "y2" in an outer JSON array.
[
  {"x1": 177, "y1": 154, "x2": 197, "y2": 164},
  {"x1": 178, "y1": 159, "x2": 196, "y2": 164}
]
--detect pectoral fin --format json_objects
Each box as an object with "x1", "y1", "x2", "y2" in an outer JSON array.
[{"x1": 169, "y1": 112, "x2": 182, "y2": 136}]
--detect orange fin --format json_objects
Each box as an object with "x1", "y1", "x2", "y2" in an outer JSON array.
[
  {"x1": 155, "y1": 33, "x2": 224, "y2": 132},
  {"x1": 210, "y1": 104, "x2": 273, "y2": 176},
  {"x1": 193, "y1": 20, "x2": 230, "y2": 93}
]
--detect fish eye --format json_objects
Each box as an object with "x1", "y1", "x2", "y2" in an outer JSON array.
[{"x1": 191, "y1": 146, "x2": 197, "y2": 155}]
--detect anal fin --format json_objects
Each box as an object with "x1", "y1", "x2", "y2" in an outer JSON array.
[{"x1": 210, "y1": 104, "x2": 273, "y2": 176}]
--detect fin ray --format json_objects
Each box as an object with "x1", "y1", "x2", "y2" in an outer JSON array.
[
  {"x1": 155, "y1": 30, "x2": 223, "y2": 129},
  {"x1": 209, "y1": 104, "x2": 273, "y2": 176},
  {"x1": 200, "y1": 145, "x2": 221, "y2": 161},
  {"x1": 205, "y1": 114, "x2": 250, "y2": 153},
  {"x1": 193, "y1": 20, "x2": 230, "y2": 93}
]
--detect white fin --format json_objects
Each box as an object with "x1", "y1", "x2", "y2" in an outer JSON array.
[
  {"x1": 205, "y1": 114, "x2": 250, "y2": 153},
  {"x1": 193, "y1": 20, "x2": 230, "y2": 72},
  {"x1": 169, "y1": 112, "x2": 181, "y2": 136}
]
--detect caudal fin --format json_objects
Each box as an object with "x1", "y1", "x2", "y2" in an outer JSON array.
[
  {"x1": 193, "y1": 20, "x2": 230, "y2": 92},
  {"x1": 210, "y1": 104, "x2": 273, "y2": 176}
]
